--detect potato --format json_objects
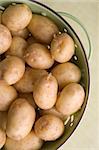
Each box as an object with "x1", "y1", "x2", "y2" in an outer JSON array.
[
  {"x1": 0, "y1": 56, "x2": 25, "y2": 85},
  {"x1": 19, "y1": 93, "x2": 37, "y2": 109},
  {"x1": 6, "y1": 98, "x2": 36, "y2": 140},
  {"x1": 51, "y1": 33, "x2": 75, "y2": 63},
  {"x1": 27, "y1": 36, "x2": 38, "y2": 45},
  {"x1": 0, "y1": 24, "x2": 12, "y2": 54},
  {"x1": 0, "y1": 10, "x2": 3, "y2": 24},
  {"x1": 56, "y1": 83, "x2": 85, "y2": 115},
  {"x1": 11, "y1": 28, "x2": 29, "y2": 39},
  {"x1": 34, "y1": 114, "x2": 64, "y2": 141},
  {"x1": 0, "y1": 111, "x2": 7, "y2": 130},
  {"x1": 0, "y1": 129, "x2": 6, "y2": 149},
  {"x1": 6, "y1": 36, "x2": 28, "y2": 58},
  {"x1": 24, "y1": 43, "x2": 54, "y2": 69},
  {"x1": 4, "y1": 130, "x2": 43, "y2": 150},
  {"x1": 28, "y1": 14, "x2": 59, "y2": 44},
  {"x1": 14, "y1": 67, "x2": 48, "y2": 93},
  {"x1": 2, "y1": 4, "x2": 32, "y2": 32},
  {"x1": 0, "y1": 80, "x2": 17, "y2": 111},
  {"x1": 51, "y1": 62, "x2": 81, "y2": 90},
  {"x1": 40, "y1": 107, "x2": 67, "y2": 121},
  {"x1": 33, "y1": 74, "x2": 58, "y2": 109}
]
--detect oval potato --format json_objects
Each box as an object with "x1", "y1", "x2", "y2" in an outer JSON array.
[
  {"x1": 51, "y1": 62, "x2": 81, "y2": 89},
  {"x1": 51, "y1": 33, "x2": 75, "y2": 63},
  {"x1": 34, "y1": 114, "x2": 64, "y2": 141},
  {"x1": 6, "y1": 98, "x2": 36, "y2": 140},
  {"x1": 56, "y1": 83, "x2": 85, "y2": 115},
  {"x1": 28, "y1": 14, "x2": 59, "y2": 44},
  {"x1": 0, "y1": 129, "x2": 6, "y2": 149},
  {"x1": 2, "y1": 4, "x2": 32, "y2": 32},
  {"x1": 0, "y1": 80, "x2": 17, "y2": 111},
  {"x1": 33, "y1": 74, "x2": 58, "y2": 109},
  {"x1": 4, "y1": 130, "x2": 43, "y2": 150},
  {"x1": 24, "y1": 43, "x2": 54, "y2": 69}
]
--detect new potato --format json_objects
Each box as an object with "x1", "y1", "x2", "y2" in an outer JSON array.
[
  {"x1": 56, "y1": 83, "x2": 85, "y2": 115},
  {"x1": 34, "y1": 114, "x2": 64, "y2": 141},
  {"x1": 4, "y1": 130, "x2": 43, "y2": 150},
  {"x1": 0, "y1": 80, "x2": 17, "y2": 111},
  {"x1": 6, "y1": 98, "x2": 36, "y2": 140}
]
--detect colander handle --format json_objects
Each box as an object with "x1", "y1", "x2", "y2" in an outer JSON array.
[{"x1": 58, "y1": 11, "x2": 91, "y2": 60}]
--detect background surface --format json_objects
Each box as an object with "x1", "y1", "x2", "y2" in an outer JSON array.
[{"x1": 38, "y1": 0, "x2": 98, "y2": 150}]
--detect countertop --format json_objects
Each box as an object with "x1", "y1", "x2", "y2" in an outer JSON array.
[{"x1": 38, "y1": 0, "x2": 98, "y2": 150}]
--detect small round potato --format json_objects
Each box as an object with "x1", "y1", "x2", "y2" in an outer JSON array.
[
  {"x1": 11, "y1": 28, "x2": 29, "y2": 39},
  {"x1": 56, "y1": 83, "x2": 85, "y2": 115},
  {"x1": 0, "y1": 10, "x2": 3, "y2": 24},
  {"x1": 4, "y1": 130, "x2": 43, "y2": 150},
  {"x1": 40, "y1": 107, "x2": 67, "y2": 121},
  {"x1": 51, "y1": 33, "x2": 75, "y2": 63},
  {"x1": 33, "y1": 74, "x2": 58, "y2": 109},
  {"x1": 0, "y1": 80, "x2": 17, "y2": 111},
  {"x1": 34, "y1": 114, "x2": 64, "y2": 141},
  {"x1": 6, "y1": 36, "x2": 28, "y2": 58},
  {"x1": 19, "y1": 93, "x2": 37, "y2": 109},
  {"x1": 0, "y1": 24, "x2": 12, "y2": 54},
  {"x1": 28, "y1": 14, "x2": 59, "y2": 44},
  {"x1": 6, "y1": 98, "x2": 36, "y2": 140},
  {"x1": 14, "y1": 67, "x2": 48, "y2": 93},
  {"x1": 2, "y1": 4, "x2": 32, "y2": 32},
  {"x1": 51, "y1": 62, "x2": 81, "y2": 89},
  {"x1": 0, "y1": 129, "x2": 6, "y2": 149},
  {"x1": 0, "y1": 56, "x2": 25, "y2": 85},
  {"x1": 24, "y1": 43, "x2": 54, "y2": 69},
  {"x1": 0, "y1": 111, "x2": 7, "y2": 130}
]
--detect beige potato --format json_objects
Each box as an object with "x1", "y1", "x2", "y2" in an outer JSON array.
[
  {"x1": 4, "y1": 130, "x2": 43, "y2": 150},
  {"x1": 28, "y1": 14, "x2": 59, "y2": 44},
  {"x1": 2, "y1": 4, "x2": 32, "y2": 32},
  {"x1": 24, "y1": 43, "x2": 54, "y2": 69},
  {"x1": 0, "y1": 111, "x2": 7, "y2": 130},
  {"x1": 34, "y1": 114, "x2": 64, "y2": 141},
  {"x1": 0, "y1": 80, "x2": 17, "y2": 111},
  {"x1": 0, "y1": 24, "x2": 12, "y2": 54},
  {"x1": 33, "y1": 74, "x2": 58, "y2": 109},
  {"x1": 11, "y1": 28, "x2": 29, "y2": 39},
  {"x1": 0, "y1": 10, "x2": 3, "y2": 24},
  {"x1": 0, "y1": 56, "x2": 25, "y2": 85},
  {"x1": 51, "y1": 62, "x2": 81, "y2": 90},
  {"x1": 19, "y1": 93, "x2": 37, "y2": 109},
  {"x1": 14, "y1": 67, "x2": 48, "y2": 93},
  {"x1": 6, "y1": 98, "x2": 36, "y2": 140},
  {"x1": 40, "y1": 107, "x2": 67, "y2": 121},
  {"x1": 56, "y1": 83, "x2": 85, "y2": 115},
  {"x1": 51, "y1": 33, "x2": 75, "y2": 63},
  {"x1": 6, "y1": 36, "x2": 28, "y2": 58},
  {"x1": 0, "y1": 129, "x2": 6, "y2": 149}
]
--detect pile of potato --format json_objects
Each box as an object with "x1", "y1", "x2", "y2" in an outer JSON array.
[{"x1": 0, "y1": 3, "x2": 85, "y2": 150}]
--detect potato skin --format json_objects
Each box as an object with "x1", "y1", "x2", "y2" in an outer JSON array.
[
  {"x1": 40, "y1": 107, "x2": 67, "y2": 121},
  {"x1": 4, "y1": 130, "x2": 43, "y2": 150},
  {"x1": 28, "y1": 14, "x2": 59, "y2": 44},
  {"x1": 34, "y1": 114, "x2": 64, "y2": 141},
  {"x1": 56, "y1": 83, "x2": 85, "y2": 115},
  {"x1": 0, "y1": 56, "x2": 25, "y2": 85},
  {"x1": 33, "y1": 74, "x2": 58, "y2": 109},
  {"x1": 11, "y1": 28, "x2": 29, "y2": 39},
  {"x1": 51, "y1": 33, "x2": 75, "y2": 63},
  {"x1": 24, "y1": 43, "x2": 54, "y2": 69},
  {"x1": 27, "y1": 36, "x2": 38, "y2": 45},
  {"x1": 0, "y1": 111, "x2": 7, "y2": 130},
  {"x1": 0, "y1": 24, "x2": 12, "y2": 54},
  {"x1": 0, "y1": 129, "x2": 6, "y2": 149},
  {"x1": 6, "y1": 98, "x2": 36, "y2": 141},
  {"x1": 0, "y1": 80, "x2": 17, "y2": 111},
  {"x1": 51, "y1": 62, "x2": 81, "y2": 90},
  {"x1": 18, "y1": 93, "x2": 37, "y2": 109},
  {"x1": 2, "y1": 4, "x2": 32, "y2": 32},
  {"x1": 6, "y1": 36, "x2": 28, "y2": 58},
  {"x1": 14, "y1": 67, "x2": 48, "y2": 93}
]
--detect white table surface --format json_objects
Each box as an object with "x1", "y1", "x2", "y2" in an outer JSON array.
[{"x1": 38, "y1": 0, "x2": 99, "y2": 149}]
